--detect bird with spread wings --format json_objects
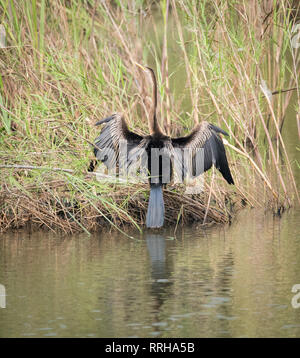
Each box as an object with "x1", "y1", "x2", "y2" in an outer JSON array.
[{"x1": 93, "y1": 65, "x2": 234, "y2": 228}]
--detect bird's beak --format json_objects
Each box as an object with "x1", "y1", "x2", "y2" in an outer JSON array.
[{"x1": 134, "y1": 61, "x2": 147, "y2": 72}]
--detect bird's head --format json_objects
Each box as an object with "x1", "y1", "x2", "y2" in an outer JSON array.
[
  {"x1": 134, "y1": 62, "x2": 157, "y2": 93},
  {"x1": 134, "y1": 62, "x2": 154, "y2": 76}
]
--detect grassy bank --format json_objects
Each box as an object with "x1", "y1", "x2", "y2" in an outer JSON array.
[{"x1": 0, "y1": 0, "x2": 299, "y2": 234}]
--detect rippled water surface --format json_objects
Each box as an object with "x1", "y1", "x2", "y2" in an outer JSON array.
[{"x1": 0, "y1": 208, "x2": 299, "y2": 338}]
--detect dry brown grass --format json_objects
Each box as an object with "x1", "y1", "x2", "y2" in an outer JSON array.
[{"x1": 0, "y1": 0, "x2": 299, "y2": 234}]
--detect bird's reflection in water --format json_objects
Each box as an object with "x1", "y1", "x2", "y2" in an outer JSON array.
[
  {"x1": 146, "y1": 234, "x2": 166, "y2": 278},
  {"x1": 145, "y1": 233, "x2": 173, "y2": 315}
]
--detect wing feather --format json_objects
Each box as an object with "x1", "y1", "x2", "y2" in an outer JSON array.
[
  {"x1": 171, "y1": 121, "x2": 234, "y2": 184},
  {"x1": 94, "y1": 113, "x2": 149, "y2": 174}
]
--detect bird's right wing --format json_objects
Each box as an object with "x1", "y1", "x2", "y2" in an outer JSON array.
[
  {"x1": 171, "y1": 121, "x2": 234, "y2": 184},
  {"x1": 94, "y1": 113, "x2": 149, "y2": 174}
]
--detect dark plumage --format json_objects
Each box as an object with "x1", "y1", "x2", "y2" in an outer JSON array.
[{"x1": 92, "y1": 65, "x2": 234, "y2": 228}]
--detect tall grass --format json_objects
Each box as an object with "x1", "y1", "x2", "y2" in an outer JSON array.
[{"x1": 0, "y1": 0, "x2": 299, "y2": 233}]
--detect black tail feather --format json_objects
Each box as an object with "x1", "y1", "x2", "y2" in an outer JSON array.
[{"x1": 146, "y1": 184, "x2": 165, "y2": 228}]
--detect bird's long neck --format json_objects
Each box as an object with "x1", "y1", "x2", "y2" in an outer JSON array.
[{"x1": 148, "y1": 68, "x2": 163, "y2": 136}]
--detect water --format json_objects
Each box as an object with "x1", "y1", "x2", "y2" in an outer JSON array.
[{"x1": 0, "y1": 208, "x2": 299, "y2": 338}]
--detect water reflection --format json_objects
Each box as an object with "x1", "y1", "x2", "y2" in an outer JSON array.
[
  {"x1": 146, "y1": 234, "x2": 167, "y2": 281},
  {"x1": 0, "y1": 209, "x2": 300, "y2": 338},
  {"x1": 145, "y1": 234, "x2": 173, "y2": 335}
]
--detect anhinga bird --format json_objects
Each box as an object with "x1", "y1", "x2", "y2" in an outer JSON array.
[{"x1": 93, "y1": 64, "x2": 234, "y2": 228}]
